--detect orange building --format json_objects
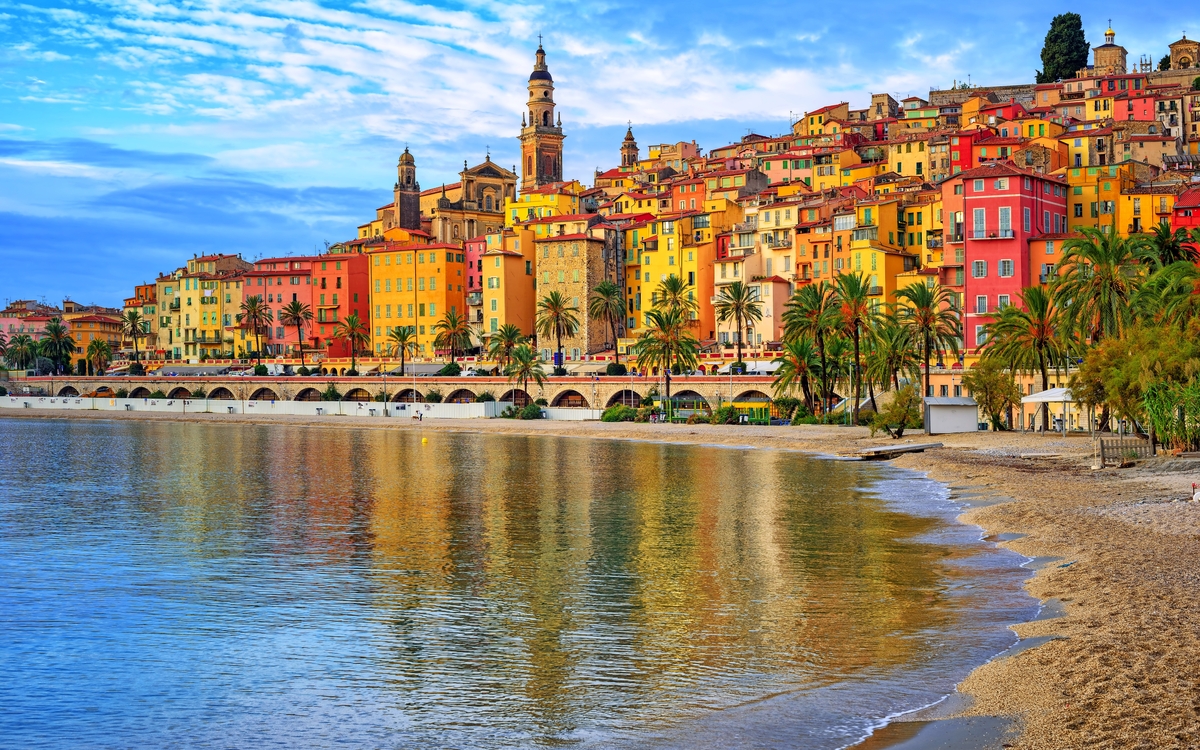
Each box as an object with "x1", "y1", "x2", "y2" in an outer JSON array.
[{"x1": 367, "y1": 242, "x2": 467, "y2": 357}]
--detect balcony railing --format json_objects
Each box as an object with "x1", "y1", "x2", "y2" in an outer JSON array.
[
  {"x1": 466, "y1": 292, "x2": 483, "y2": 306},
  {"x1": 868, "y1": 286, "x2": 883, "y2": 297},
  {"x1": 926, "y1": 236, "x2": 944, "y2": 249}
]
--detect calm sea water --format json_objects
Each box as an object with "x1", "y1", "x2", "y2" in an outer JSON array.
[{"x1": 0, "y1": 418, "x2": 1035, "y2": 749}]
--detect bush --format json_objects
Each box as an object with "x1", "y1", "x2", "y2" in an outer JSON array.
[
  {"x1": 437, "y1": 362, "x2": 462, "y2": 376},
  {"x1": 641, "y1": 392, "x2": 656, "y2": 407},
  {"x1": 518, "y1": 403, "x2": 543, "y2": 420},
  {"x1": 792, "y1": 415, "x2": 820, "y2": 425},
  {"x1": 475, "y1": 391, "x2": 496, "y2": 402},
  {"x1": 774, "y1": 396, "x2": 802, "y2": 421},
  {"x1": 499, "y1": 404, "x2": 518, "y2": 419},
  {"x1": 191, "y1": 388, "x2": 207, "y2": 399},
  {"x1": 710, "y1": 405, "x2": 740, "y2": 425},
  {"x1": 148, "y1": 390, "x2": 167, "y2": 399},
  {"x1": 0, "y1": 386, "x2": 7, "y2": 397},
  {"x1": 424, "y1": 389, "x2": 444, "y2": 403},
  {"x1": 345, "y1": 368, "x2": 359, "y2": 377},
  {"x1": 534, "y1": 397, "x2": 548, "y2": 406},
  {"x1": 685, "y1": 412, "x2": 704, "y2": 425},
  {"x1": 634, "y1": 406, "x2": 655, "y2": 423},
  {"x1": 870, "y1": 385, "x2": 923, "y2": 439},
  {"x1": 321, "y1": 383, "x2": 342, "y2": 401},
  {"x1": 606, "y1": 362, "x2": 627, "y2": 376},
  {"x1": 297, "y1": 366, "x2": 310, "y2": 376},
  {"x1": 76, "y1": 360, "x2": 87, "y2": 376},
  {"x1": 553, "y1": 366, "x2": 567, "y2": 376},
  {"x1": 856, "y1": 408, "x2": 876, "y2": 427},
  {"x1": 254, "y1": 364, "x2": 268, "y2": 376},
  {"x1": 115, "y1": 388, "x2": 129, "y2": 398},
  {"x1": 601, "y1": 404, "x2": 637, "y2": 422},
  {"x1": 373, "y1": 391, "x2": 388, "y2": 402},
  {"x1": 128, "y1": 362, "x2": 144, "y2": 376}
]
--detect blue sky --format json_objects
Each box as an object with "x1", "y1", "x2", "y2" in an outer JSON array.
[{"x1": 2, "y1": 1, "x2": 1197, "y2": 305}]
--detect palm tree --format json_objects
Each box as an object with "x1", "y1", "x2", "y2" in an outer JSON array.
[
  {"x1": 535, "y1": 291, "x2": 580, "y2": 371},
  {"x1": 41, "y1": 317, "x2": 76, "y2": 374},
  {"x1": 1143, "y1": 220, "x2": 1200, "y2": 266},
  {"x1": 866, "y1": 317, "x2": 920, "y2": 392},
  {"x1": 0, "y1": 331, "x2": 7, "y2": 363},
  {"x1": 332, "y1": 311, "x2": 370, "y2": 374},
  {"x1": 894, "y1": 281, "x2": 961, "y2": 398},
  {"x1": 588, "y1": 279, "x2": 626, "y2": 363},
  {"x1": 486, "y1": 324, "x2": 526, "y2": 372},
  {"x1": 121, "y1": 309, "x2": 145, "y2": 363},
  {"x1": 6, "y1": 333, "x2": 36, "y2": 371},
  {"x1": 633, "y1": 306, "x2": 699, "y2": 418},
  {"x1": 713, "y1": 280, "x2": 764, "y2": 369},
  {"x1": 783, "y1": 281, "x2": 840, "y2": 414},
  {"x1": 1133, "y1": 261, "x2": 1200, "y2": 328},
  {"x1": 237, "y1": 295, "x2": 273, "y2": 364},
  {"x1": 86, "y1": 338, "x2": 113, "y2": 376},
  {"x1": 832, "y1": 272, "x2": 880, "y2": 422},
  {"x1": 981, "y1": 286, "x2": 1070, "y2": 430},
  {"x1": 772, "y1": 337, "x2": 819, "y2": 413},
  {"x1": 386, "y1": 326, "x2": 418, "y2": 376},
  {"x1": 1052, "y1": 226, "x2": 1153, "y2": 344},
  {"x1": 278, "y1": 300, "x2": 313, "y2": 365},
  {"x1": 504, "y1": 344, "x2": 546, "y2": 403},
  {"x1": 653, "y1": 274, "x2": 699, "y2": 319},
  {"x1": 433, "y1": 309, "x2": 473, "y2": 363}
]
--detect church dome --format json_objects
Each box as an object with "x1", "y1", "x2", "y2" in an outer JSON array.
[
  {"x1": 529, "y1": 70, "x2": 553, "y2": 82},
  {"x1": 399, "y1": 147, "x2": 415, "y2": 165}
]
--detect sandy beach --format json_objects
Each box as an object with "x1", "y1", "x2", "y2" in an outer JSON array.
[{"x1": 5, "y1": 407, "x2": 1199, "y2": 749}]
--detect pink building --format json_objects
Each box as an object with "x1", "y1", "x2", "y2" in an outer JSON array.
[
  {"x1": 945, "y1": 163, "x2": 1068, "y2": 352},
  {"x1": 245, "y1": 256, "x2": 319, "y2": 356}
]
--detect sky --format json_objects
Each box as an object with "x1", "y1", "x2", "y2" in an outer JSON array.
[{"x1": 1, "y1": 1, "x2": 1197, "y2": 306}]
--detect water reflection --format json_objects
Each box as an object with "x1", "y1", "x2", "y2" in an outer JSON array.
[{"x1": 0, "y1": 419, "x2": 1033, "y2": 749}]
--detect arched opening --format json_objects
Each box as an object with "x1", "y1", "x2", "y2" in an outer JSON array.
[
  {"x1": 130, "y1": 387, "x2": 151, "y2": 399},
  {"x1": 249, "y1": 387, "x2": 278, "y2": 401},
  {"x1": 57, "y1": 386, "x2": 79, "y2": 397},
  {"x1": 209, "y1": 387, "x2": 235, "y2": 400},
  {"x1": 446, "y1": 388, "x2": 477, "y2": 404},
  {"x1": 670, "y1": 390, "x2": 709, "y2": 411},
  {"x1": 94, "y1": 386, "x2": 115, "y2": 398},
  {"x1": 500, "y1": 389, "x2": 532, "y2": 407},
  {"x1": 343, "y1": 388, "x2": 371, "y2": 402},
  {"x1": 542, "y1": 111, "x2": 549, "y2": 126},
  {"x1": 320, "y1": 367, "x2": 328, "y2": 375},
  {"x1": 294, "y1": 388, "x2": 322, "y2": 402},
  {"x1": 168, "y1": 387, "x2": 192, "y2": 400},
  {"x1": 606, "y1": 389, "x2": 642, "y2": 408},
  {"x1": 551, "y1": 390, "x2": 589, "y2": 408},
  {"x1": 393, "y1": 388, "x2": 422, "y2": 403},
  {"x1": 733, "y1": 390, "x2": 771, "y2": 404}
]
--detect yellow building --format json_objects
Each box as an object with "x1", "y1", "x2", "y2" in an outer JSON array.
[
  {"x1": 368, "y1": 243, "x2": 468, "y2": 357},
  {"x1": 481, "y1": 228, "x2": 537, "y2": 339},
  {"x1": 504, "y1": 179, "x2": 589, "y2": 227},
  {"x1": 812, "y1": 148, "x2": 861, "y2": 190},
  {"x1": 888, "y1": 136, "x2": 934, "y2": 180},
  {"x1": 842, "y1": 198, "x2": 920, "y2": 306}
]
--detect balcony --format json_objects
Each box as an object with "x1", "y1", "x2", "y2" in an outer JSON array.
[
  {"x1": 851, "y1": 226, "x2": 879, "y2": 243},
  {"x1": 971, "y1": 229, "x2": 1015, "y2": 240},
  {"x1": 926, "y1": 236, "x2": 943, "y2": 249},
  {"x1": 466, "y1": 291, "x2": 483, "y2": 306},
  {"x1": 169, "y1": 300, "x2": 181, "y2": 311},
  {"x1": 868, "y1": 286, "x2": 884, "y2": 297},
  {"x1": 764, "y1": 235, "x2": 792, "y2": 249},
  {"x1": 733, "y1": 219, "x2": 758, "y2": 232}
]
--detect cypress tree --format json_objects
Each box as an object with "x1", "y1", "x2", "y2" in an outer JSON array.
[{"x1": 1036, "y1": 13, "x2": 1089, "y2": 83}]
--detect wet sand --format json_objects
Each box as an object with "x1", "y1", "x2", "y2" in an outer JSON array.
[{"x1": 6, "y1": 408, "x2": 1200, "y2": 749}]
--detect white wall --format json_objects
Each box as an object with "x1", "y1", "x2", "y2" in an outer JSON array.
[
  {"x1": 1, "y1": 396, "x2": 501, "y2": 419},
  {"x1": 926, "y1": 405, "x2": 980, "y2": 434}
]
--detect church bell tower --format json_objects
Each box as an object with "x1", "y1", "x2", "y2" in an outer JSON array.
[{"x1": 518, "y1": 41, "x2": 565, "y2": 193}]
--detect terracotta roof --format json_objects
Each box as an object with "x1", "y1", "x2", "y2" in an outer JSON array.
[
  {"x1": 533, "y1": 233, "x2": 597, "y2": 241},
  {"x1": 1175, "y1": 187, "x2": 1200, "y2": 209}
]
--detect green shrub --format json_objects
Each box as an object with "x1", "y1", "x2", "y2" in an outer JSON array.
[
  {"x1": 475, "y1": 391, "x2": 496, "y2": 402},
  {"x1": 321, "y1": 383, "x2": 342, "y2": 401},
  {"x1": 191, "y1": 388, "x2": 207, "y2": 399},
  {"x1": 128, "y1": 362, "x2": 144, "y2": 376},
  {"x1": 76, "y1": 360, "x2": 87, "y2": 376},
  {"x1": 499, "y1": 404, "x2": 518, "y2": 419},
  {"x1": 685, "y1": 412, "x2": 704, "y2": 425},
  {"x1": 606, "y1": 362, "x2": 627, "y2": 376},
  {"x1": 774, "y1": 396, "x2": 802, "y2": 421},
  {"x1": 115, "y1": 388, "x2": 129, "y2": 398},
  {"x1": 297, "y1": 366, "x2": 310, "y2": 376},
  {"x1": 518, "y1": 403, "x2": 543, "y2": 420},
  {"x1": 424, "y1": 389, "x2": 444, "y2": 403},
  {"x1": 553, "y1": 366, "x2": 567, "y2": 376},
  {"x1": 345, "y1": 368, "x2": 359, "y2": 377},
  {"x1": 793, "y1": 415, "x2": 820, "y2": 425},
  {"x1": 601, "y1": 404, "x2": 637, "y2": 422},
  {"x1": 437, "y1": 362, "x2": 462, "y2": 376},
  {"x1": 253, "y1": 364, "x2": 268, "y2": 376},
  {"x1": 534, "y1": 397, "x2": 548, "y2": 406},
  {"x1": 870, "y1": 385, "x2": 922, "y2": 439},
  {"x1": 710, "y1": 405, "x2": 740, "y2": 425},
  {"x1": 0, "y1": 386, "x2": 7, "y2": 397},
  {"x1": 634, "y1": 406, "x2": 655, "y2": 422},
  {"x1": 148, "y1": 390, "x2": 167, "y2": 399},
  {"x1": 373, "y1": 391, "x2": 388, "y2": 402},
  {"x1": 856, "y1": 408, "x2": 876, "y2": 427},
  {"x1": 641, "y1": 392, "x2": 656, "y2": 407}
]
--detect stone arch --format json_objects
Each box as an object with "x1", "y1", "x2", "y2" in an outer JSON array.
[
  {"x1": 606, "y1": 389, "x2": 642, "y2": 408},
  {"x1": 209, "y1": 387, "x2": 235, "y2": 400},
  {"x1": 57, "y1": 385, "x2": 79, "y2": 397},
  {"x1": 319, "y1": 367, "x2": 329, "y2": 375},
  {"x1": 294, "y1": 387, "x2": 322, "y2": 402},
  {"x1": 168, "y1": 387, "x2": 192, "y2": 400},
  {"x1": 551, "y1": 390, "x2": 589, "y2": 408},
  {"x1": 130, "y1": 386, "x2": 151, "y2": 398},
  {"x1": 670, "y1": 389, "x2": 710, "y2": 410},
  {"x1": 94, "y1": 386, "x2": 115, "y2": 398},
  {"x1": 733, "y1": 390, "x2": 772, "y2": 404},
  {"x1": 500, "y1": 388, "x2": 532, "y2": 407},
  {"x1": 343, "y1": 387, "x2": 371, "y2": 402},
  {"x1": 446, "y1": 388, "x2": 477, "y2": 404},
  {"x1": 249, "y1": 387, "x2": 278, "y2": 401},
  {"x1": 393, "y1": 388, "x2": 422, "y2": 403}
]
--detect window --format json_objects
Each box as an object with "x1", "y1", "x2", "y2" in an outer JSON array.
[
  {"x1": 999, "y1": 259, "x2": 1014, "y2": 277},
  {"x1": 972, "y1": 260, "x2": 987, "y2": 278},
  {"x1": 1023, "y1": 207, "x2": 1031, "y2": 233},
  {"x1": 972, "y1": 208, "x2": 986, "y2": 238},
  {"x1": 998, "y1": 207, "x2": 1011, "y2": 237},
  {"x1": 975, "y1": 295, "x2": 987, "y2": 313},
  {"x1": 994, "y1": 178, "x2": 1008, "y2": 190},
  {"x1": 976, "y1": 325, "x2": 987, "y2": 345}
]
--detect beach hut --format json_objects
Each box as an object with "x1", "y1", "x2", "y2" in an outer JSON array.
[
  {"x1": 1021, "y1": 387, "x2": 1078, "y2": 436},
  {"x1": 923, "y1": 396, "x2": 980, "y2": 434}
]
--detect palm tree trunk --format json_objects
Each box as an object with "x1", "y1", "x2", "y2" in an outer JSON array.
[
  {"x1": 735, "y1": 311, "x2": 743, "y2": 367},
  {"x1": 817, "y1": 333, "x2": 829, "y2": 417},
  {"x1": 1040, "y1": 358, "x2": 1050, "y2": 432},
  {"x1": 297, "y1": 325, "x2": 305, "y2": 366},
  {"x1": 801, "y1": 373, "x2": 812, "y2": 413},
  {"x1": 923, "y1": 330, "x2": 932, "y2": 398},
  {"x1": 851, "y1": 328, "x2": 861, "y2": 423},
  {"x1": 610, "y1": 316, "x2": 620, "y2": 365}
]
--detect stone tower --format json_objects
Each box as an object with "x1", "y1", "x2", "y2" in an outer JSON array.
[
  {"x1": 1092, "y1": 23, "x2": 1128, "y2": 76},
  {"x1": 620, "y1": 125, "x2": 639, "y2": 167},
  {"x1": 394, "y1": 147, "x2": 421, "y2": 230},
  {"x1": 518, "y1": 42, "x2": 565, "y2": 192}
]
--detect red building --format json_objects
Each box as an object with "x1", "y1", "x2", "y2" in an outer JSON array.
[
  {"x1": 245, "y1": 256, "x2": 319, "y2": 356},
  {"x1": 944, "y1": 163, "x2": 1068, "y2": 352},
  {"x1": 948, "y1": 130, "x2": 987, "y2": 176},
  {"x1": 1173, "y1": 187, "x2": 1200, "y2": 233},
  {"x1": 311, "y1": 251, "x2": 369, "y2": 357}
]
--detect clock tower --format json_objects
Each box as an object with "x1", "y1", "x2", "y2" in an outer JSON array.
[{"x1": 518, "y1": 42, "x2": 565, "y2": 192}]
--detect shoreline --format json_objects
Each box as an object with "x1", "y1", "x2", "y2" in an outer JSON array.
[{"x1": 5, "y1": 409, "x2": 1199, "y2": 749}]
